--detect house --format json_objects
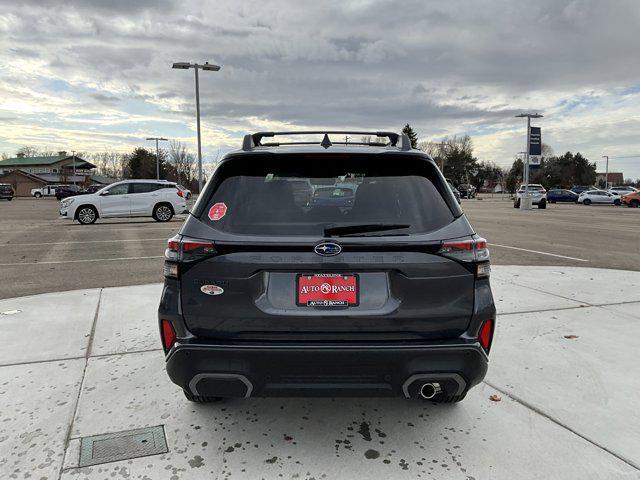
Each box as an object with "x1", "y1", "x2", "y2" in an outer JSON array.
[
  {"x1": 0, "y1": 152, "x2": 97, "y2": 196},
  {"x1": 595, "y1": 172, "x2": 624, "y2": 187},
  {"x1": 0, "y1": 169, "x2": 49, "y2": 197}
]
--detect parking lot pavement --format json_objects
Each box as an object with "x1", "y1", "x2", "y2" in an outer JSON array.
[
  {"x1": 464, "y1": 199, "x2": 640, "y2": 271},
  {"x1": 0, "y1": 198, "x2": 186, "y2": 299},
  {"x1": 1, "y1": 266, "x2": 639, "y2": 479},
  {"x1": 1, "y1": 196, "x2": 639, "y2": 299}
]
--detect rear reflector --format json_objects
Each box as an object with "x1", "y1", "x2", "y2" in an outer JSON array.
[
  {"x1": 163, "y1": 262, "x2": 178, "y2": 279},
  {"x1": 161, "y1": 319, "x2": 176, "y2": 352},
  {"x1": 479, "y1": 319, "x2": 493, "y2": 354}
]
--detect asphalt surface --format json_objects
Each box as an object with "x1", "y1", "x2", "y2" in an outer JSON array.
[{"x1": 0, "y1": 196, "x2": 638, "y2": 299}]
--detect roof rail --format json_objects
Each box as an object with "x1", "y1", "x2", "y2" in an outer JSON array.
[{"x1": 242, "y1": 131, "x2": 412, "y2": 151}]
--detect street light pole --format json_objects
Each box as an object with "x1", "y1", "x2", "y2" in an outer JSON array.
[
  {"x1": 515, "y1": 113, "x2": 543, "y2": 209},
  {"x1": 146, "y1": 137, "x2": 168, "y2": 180},
  {"x1": 172, "y1": 61, "x2": 221, "y2": 193},
  {"x1": 602, "y1": 155, "x2": 609, "y2": 189},
  {"x1": 194, "y1": 65, "x2": 202, "y2": 192}
]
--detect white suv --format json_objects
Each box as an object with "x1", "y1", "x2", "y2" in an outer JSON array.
[
  {"x1": 514, "y1": 184, "x2": 547, "y2": 209},
  {"x1": 59, "y1": 180, "x2": 187, "y2": 225}
]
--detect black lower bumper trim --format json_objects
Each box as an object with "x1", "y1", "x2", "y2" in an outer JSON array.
[{"x1": 166, "y1": 343, "x2": 488, "y2": 398}]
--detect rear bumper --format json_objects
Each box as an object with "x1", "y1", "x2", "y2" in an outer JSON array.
[{"x1": 165, "y1": 342, "x2": 488, "y2": 398}]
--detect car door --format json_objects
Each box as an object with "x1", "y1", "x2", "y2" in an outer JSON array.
[
  {"x1": 129, "y1": 182, "x2": 161, "y2": 215},
  {"x1": 99, "y1": 183, "x2": 131, "y2": 216}
]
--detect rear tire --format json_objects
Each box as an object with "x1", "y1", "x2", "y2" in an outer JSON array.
[
  {"x1": 153, "y1": 203, "x2": 174, "y2": 222},
  {"x1": 631, "y1": 199, "x2": 640, "y2": 208},
  {"x1": 538, "y1": 200, "x2": 547, "y2": 209},
  {"x1": 183, "y1": 389, "x2": 223, "y2": 403},
  {"x1": 76, "y1": 206, "x2": 98, "y2": 225},
  {"x1": 583, "y1": 199, "x2": 591, "y2": 205},
  {"x1": 613, "y1": 199, "x2": 621, "y2": 206},
  {"x1": 513, "y1": 199, "x2": 520, "y2": 208}
]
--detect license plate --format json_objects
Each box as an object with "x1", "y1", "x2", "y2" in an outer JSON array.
[{"x1": 296, "y1": 274, "x2": 359, "y2": 307}]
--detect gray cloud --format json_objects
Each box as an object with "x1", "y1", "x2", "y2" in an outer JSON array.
[{"x1": 1, "y1": 0, "x2": 640, "y2": 177}]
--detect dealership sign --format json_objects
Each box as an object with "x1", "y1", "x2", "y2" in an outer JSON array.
[{"x1": 529, "y1": 127, "x2": 542, "y2": 166}]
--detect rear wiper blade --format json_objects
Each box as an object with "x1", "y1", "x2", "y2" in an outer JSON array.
[{"x1": 324, "y1": 223, "x2": 411, "y2": 237}]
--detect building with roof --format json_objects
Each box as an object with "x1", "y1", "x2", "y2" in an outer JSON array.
[
  {"x1": 596, "y1": 172, "x2": 624, "y2": 187},
  {"x1": 0, "y1": 151, "x2": 97, "y2": 196}
]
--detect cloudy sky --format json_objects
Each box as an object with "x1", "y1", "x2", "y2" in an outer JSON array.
[{"x1": 1, "y1": 0, "x2": 640, "y2": 178}]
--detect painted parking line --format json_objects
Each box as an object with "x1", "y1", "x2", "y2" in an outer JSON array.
[
  {"x1": 488, "y1": 243, "x2": 589, "y2": 262},
  {"x1": 0, "y1": 256, "x2": 164, "y2": 267},
  {"x1": 11, "y1": 238, "x2": 169, "y2": 247}
]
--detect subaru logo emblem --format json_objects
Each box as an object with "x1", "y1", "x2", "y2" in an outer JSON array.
[{"x1": 314, "y1": 242, "x2": 342, "y2": 256}]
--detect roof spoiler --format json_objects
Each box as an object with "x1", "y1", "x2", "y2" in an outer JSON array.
[{"x1": 242, "y1": 131, "x2": 412, "y2": 151}]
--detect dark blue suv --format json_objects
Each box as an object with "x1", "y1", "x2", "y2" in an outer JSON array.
[{"x1": 158, "y1": 131, "x2": 495, "y2": 403}]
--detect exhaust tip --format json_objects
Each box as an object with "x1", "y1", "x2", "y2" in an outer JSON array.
[{"x1": 419, "y1": 382, "x2": 442, "y2": 400}]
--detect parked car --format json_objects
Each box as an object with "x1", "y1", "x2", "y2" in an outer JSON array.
[
  {"x1": 446, "y1": 180, "x2": 461, "y2": 204},
  {"x1": 0, "y1": 183, "x2": 14, "y2": 201},
  {"x1": 546, "y1": 189, "x2": 578, "y2": 203},
  {"x1": 457, "y1": 183, "x2": 476, "y2": 199},
  {"x1": 514, "y1": 184, "x2": 547, "y2": 209},
  {"x1": 177, "y1": 185, "x2": 192, "y2": 200},
  {"x1": 159, "y1": 130, "x2": 495, "y2": 403},
  {"x1": 608, "y1": 186, "x2": 638, "y2": 197},
  {"x1": 55, "y1": 185, "x2": 82, "y2": 200},
  {"x1": 310, "y1": 185, "x2": 356, "y2": 207},
  {"x1": 31, "y1": 185, "x2": 66, "y2": 198},
  {"x1": 621, "y1": 190, "x2": 640, "y2": 208},
  {"x1": 577, "y1": 190, "x2": 621, "y2": 206},
  {"x1": 570, "y1": 185, "x2": 595, "y2": 195},
  {"x1": 83, "y1": 184, "x2": 104, "y2": 194},
  {"x1": 59, "y1": 179, "x2": 187, "y2": 224}
]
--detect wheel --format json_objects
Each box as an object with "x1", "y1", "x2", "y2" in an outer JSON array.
[
  {"x1": 613, "y1": 199, "x2": 621, "y2": 206},
  {"x1": 513, "y1": 199, "x2": 520, "y2": 208},
  {"x1": 186, "y1": 192, "x2": 192, "y2": 200},
  {"x1": 583, "y1": 199, "x2": 591, "y2": 205},
  {"x1": 538, "y1": 200, "x2": 547, "y2": 209},
  {"x1": 7, "y1": 197, "x2": 12, "y2": 201},
  {"x1": 630, "y1": 199, "x2": 640, "y2": 208},
  {"x1": 76, "y1": 206, "x2": 98, "y2": 225},
  {"x1": 153, "y1": 203, "x2": 174, "y2": 222},
  {"x1": 34, "y1": 192, "x2": 42, "y2": 198},
  {"x1": 183, "y1": 389, "x2": 223, "y2": 403}
]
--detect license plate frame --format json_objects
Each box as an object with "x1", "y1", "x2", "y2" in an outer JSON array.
[{"x1": 296, "y1": 273, "x2": 359, "y2": 307}]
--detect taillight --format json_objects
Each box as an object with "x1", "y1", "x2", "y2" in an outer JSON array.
[
  {"x1": 438, "y1": 236, "x2": 490, "y2": 278},
  {"x1": 161, "y1": 319, "x2": 176, "y2": 352},
  {"x1": 164, "y1": 235, "x2": 215, "y2": 278},
  {"x1": 478, "y1": 319, "x2": 494, "y2": 354},
  {"x1": 177, "y1": 190, "x2": 183, "y2": 197}
]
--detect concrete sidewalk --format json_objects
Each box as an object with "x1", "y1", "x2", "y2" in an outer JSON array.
[{"x1": 1, "y1": 266, "x2": 639, "y2": 479}]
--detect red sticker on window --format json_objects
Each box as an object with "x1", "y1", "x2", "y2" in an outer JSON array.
[{"x1": 208, "y1": 203, "x2": 227, "y2": 221}]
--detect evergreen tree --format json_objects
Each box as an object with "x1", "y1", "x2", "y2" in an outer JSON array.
[{"x1": 402, "y1": 124, "x2": 419, "y2": 149}]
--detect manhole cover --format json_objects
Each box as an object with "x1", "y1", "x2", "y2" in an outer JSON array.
[{"x1": 79, "y1": 425, "x2": 168, "y2": 467}]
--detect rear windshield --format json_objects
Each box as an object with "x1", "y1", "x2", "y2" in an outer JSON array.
[{"x1": 200, "y1": 154, "x2": 456, "y2": 236}]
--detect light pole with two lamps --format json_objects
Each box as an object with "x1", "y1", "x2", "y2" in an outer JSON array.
[{"x1": 172, "y1": 61, "x2": 221, "y2": 193}]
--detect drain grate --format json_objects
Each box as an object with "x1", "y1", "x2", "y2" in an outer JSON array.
[{"x1": 79, "y1": 425, "x2": 168, "y2": 467}]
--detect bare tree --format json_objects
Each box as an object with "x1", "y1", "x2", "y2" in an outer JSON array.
[
  {"x1": 16, "y1": 146, "x2": 42, "y2": 157},
  {"x1": 90, "y1": 152, "x2": 127, "y2": 179},
  {"x1": 169, "y1": 140, "x2": 196, "y2": 184}
]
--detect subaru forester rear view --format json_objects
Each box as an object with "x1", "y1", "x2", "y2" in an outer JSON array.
[{"x1": 159, "y1": 131, "x2": 495, "y2": 403}]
